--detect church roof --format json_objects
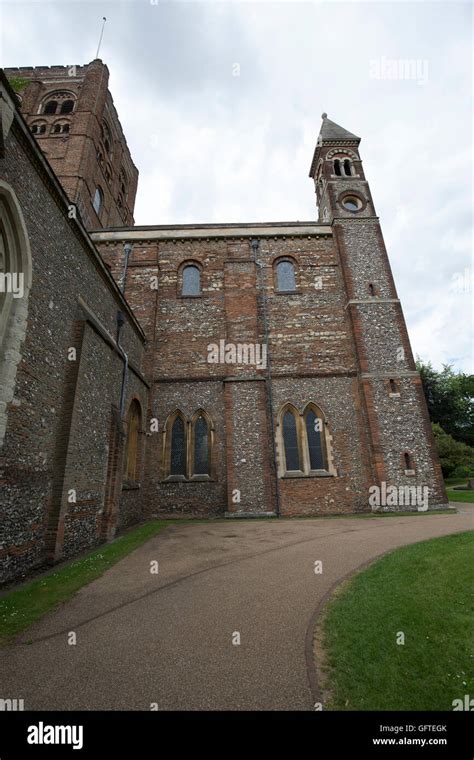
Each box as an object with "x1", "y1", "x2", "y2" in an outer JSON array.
[{"x1": 318, "y1": 113, "x2": 360, "y2": 142}]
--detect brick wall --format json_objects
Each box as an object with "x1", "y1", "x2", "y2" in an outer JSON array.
[
  {"x1": 0, "y1": 93, "x2": 148, "y2": 584},
  {"x1": 4, "y1": 61, "x2": 138, "y2": 230}
]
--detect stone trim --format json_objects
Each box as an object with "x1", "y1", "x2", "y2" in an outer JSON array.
[
  {"x1": 0, "y1": 180, "x2": 33, "y2": 447},
  {"x1": 345, "y1": 298, "x2": 401, "y2": 307},
  {"x1": 91, "y1": 224, "x2": 333, "y2": 243}
]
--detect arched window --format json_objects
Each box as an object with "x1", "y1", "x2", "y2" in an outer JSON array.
[
  {"x1": 124, "y1": 400, "x2": 141, "y2": 482},
  {"x1": 31, "y1": 123, "x2": 46, "y2": 135},
  {"x1": 43, "y1": 100, "x2": 58, "y2": 115},
  {"x1": 182, "y1": 264, "x2": 201, "y2": 296},
  {"x1": 170, "y1": 414, "x2": 187, "y2": 476},
  {"x1": 304, "y1": 407, "x2": 327, "y2": 470},
  {"x1": 278, "y1": 403, "x2": 334, "y2": 477},
  {"x1": 276, "y1": 259, "x2": 296, "y2": 292},
  {"x1": 193, "y1": 413, "x2": 210, "y2": 475},
  {"x1": 283, "y1": 409, "x2": 301, "y2": 471},
  {"x1": 404, "y1": 452, "x2": 414, "y2": 472},
  {"x1": 51, "y1": 122, "x2": 70, "y2": 135},
  {"x1": 93, "y1": 186, "x2": 103, "y2": 216},
  {"x1": 165, "y1": 410, "x2": 214, "y2": 479},
  {"x1": 343, "y1": 159, "x2": 352, "y2": 176},
  {"x1": 60, "y1": 100, "x2": 74, "y2": 114},
  {"x1": 0, "y1": 181, "x2": 33, "y2": 446},
  {"x1": 41, "y1": 92, "x2": 76, "y2": 116},
  {"x1": 368, "y1": 283, "x2": 375, "y2": 296},
  {"x1": 334, "y1": 159, "x2": 342, "y2": 176}
]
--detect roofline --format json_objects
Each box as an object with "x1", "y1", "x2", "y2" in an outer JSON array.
[{"x1": 90, "y1": 222, "x2": 333, "y2": 242}]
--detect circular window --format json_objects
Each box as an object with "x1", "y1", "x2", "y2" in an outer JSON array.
[{"x1": 342, "y1": 196, "x2": 361, "y2": 211}]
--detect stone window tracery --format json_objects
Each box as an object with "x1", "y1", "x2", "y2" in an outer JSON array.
[{"x1": 277, "y1": 403, "x2": 335, "y2": 478}]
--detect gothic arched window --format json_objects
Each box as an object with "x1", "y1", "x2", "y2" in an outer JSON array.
[
  {"x1": 193, "y1": 413, "x2": 211, "y2": 476},
  {"x1": 182, "y1": 264, "x2": 201, "y2": 296},
  {"x1": 304, "y1": 406, "x2": 327, "y2": 471},
  {"x1": 283, "y1": 409, "x2": 301, "y2": 471},
  {"x1": 278, "y1": 403, "x2": 335, "y2": 477},
  {"x1": 275, "y1": 259, "x2": 296, "y2": 292},
  {"x1": 165, "y1": 410, "x2": 214, "y2": 479},
  {"x1": 0, "y1": 181, "x2": 33, "y2": 446},
  {"x1": 170, "y1": 414, "x2": 187, "y2": 476},
  {"x1": 124, "y1": 399, "x2": 142, "y2": 482}
]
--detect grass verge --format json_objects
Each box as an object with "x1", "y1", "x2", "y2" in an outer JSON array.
[
  {"x1": 446, "y1": 488, "x2": 474, "y2": 503},
  {"x1": 321, "y1": 531, "x2": 474, "y2": 710},
  {"x1": 0, "y1": 519, "x2": 173, "y2": 645}
]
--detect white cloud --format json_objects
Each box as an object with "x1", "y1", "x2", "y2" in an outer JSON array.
[{"x1": 1, "y1": 0, "x2": 472, "y2": 371}]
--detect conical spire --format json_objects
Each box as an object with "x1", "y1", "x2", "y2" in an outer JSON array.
[{"x1": 318, "y1": 113, "x2": 360, "y2": 142}]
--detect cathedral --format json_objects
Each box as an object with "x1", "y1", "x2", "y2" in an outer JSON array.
[{"x1": 0, "y1": 59, "x2": 447, "y2": 585}]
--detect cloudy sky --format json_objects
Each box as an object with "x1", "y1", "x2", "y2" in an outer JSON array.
[{"x1": 1, "y1": 0, "x2": 472, "y2": 372}]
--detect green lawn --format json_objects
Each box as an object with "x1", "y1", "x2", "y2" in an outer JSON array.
[
  {"x1": 0, "y1": 519, "x2": 172, "y2": 645},
  {"x1": 446, "y1": 488, "x2": 474, "y2": 503},
  {"x1": 321, "y1": 531, "x2": 474, "y2": 710}
]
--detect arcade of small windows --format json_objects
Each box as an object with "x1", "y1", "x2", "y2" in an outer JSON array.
[
  {"x1": 333, "y1": 158, "x2": 353, "y2": 177},
  {"x1": 164, "y1": 410, "x2": 214, "y2": 480},
  {"x1": 31, "y1": 123, "x2": 46, "y2": 135},
  {"x1": 275, "y1": 258, "x2": 297, "y2": 292},
  {"x1": 51, "y1": 122, "x2": 70, "y2": 135},
  {"x1": 42, "y1": 93, "x2": 75, "y2": 116},
  {"x1": 277, "y1": 403, "x2": 336, "y2": 477}
]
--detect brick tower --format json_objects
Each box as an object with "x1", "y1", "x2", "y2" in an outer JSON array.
[
  {"x1": 309, "y1": 114, "x2": 447, "y2": 508},
  {"x1": 4, "y1": 59, "x2": 138, "y2": 230}
]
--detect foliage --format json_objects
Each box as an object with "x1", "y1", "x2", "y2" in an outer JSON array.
[
  {"x1": 7, "y1": 76, "x2": 29, "y2": 94},
  {"x1": 432, "y1": 422, "x2": 474, "y2": 478},
  {"x1": 416, "y1": 358, "x2": 474, "y2": 447}
]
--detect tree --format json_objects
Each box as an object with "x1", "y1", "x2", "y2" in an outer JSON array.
[
  {"x1": 416, "y1": 359, "x2": 474, "y2": 447},
  {"x1": 432, "y1": 423, "x2": 474, "y2": 478}
]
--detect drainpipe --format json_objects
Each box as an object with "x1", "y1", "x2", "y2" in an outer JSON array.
[
  {"x1": 116, "y1": 310, "x2": 129, "y2": 418},
  {"x1": 252, "y1": 238, "x2": 281, "y2": 518},
  {"x1": 120, "y1": 242, "x2": 132, "y2": 294}
]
